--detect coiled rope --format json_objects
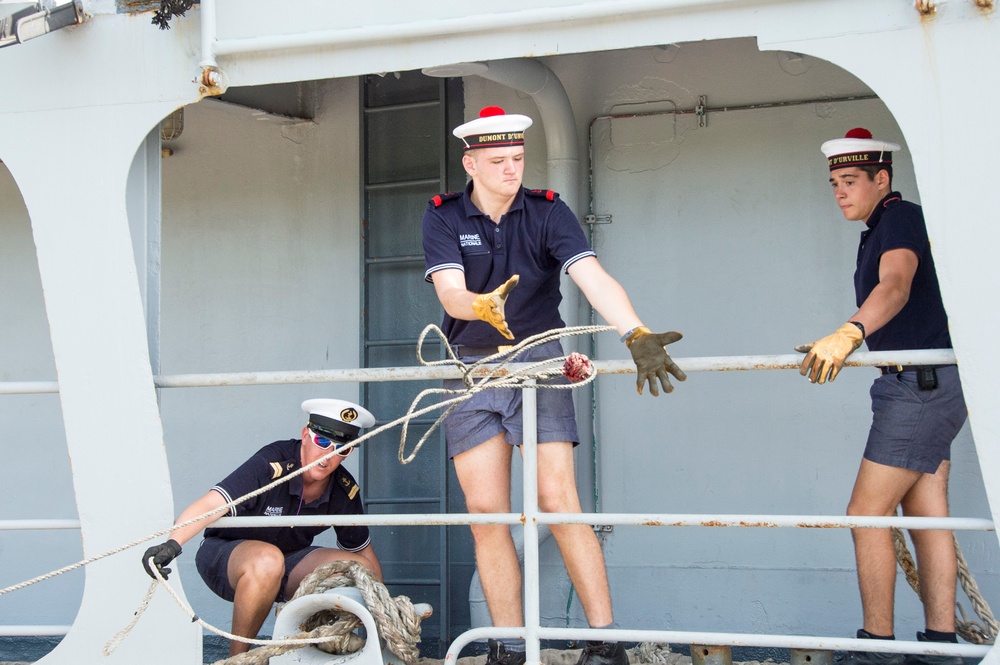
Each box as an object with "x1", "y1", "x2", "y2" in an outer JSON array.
[
  {"x1": 1, "y1": 324, "x2": 607, "y2": 659},
  {"x1": 397, "y1": 324, "x2": 608, "y2": 464},
  {"x1": 6, "y1": 324, "x2": 996, "y2": 655}
]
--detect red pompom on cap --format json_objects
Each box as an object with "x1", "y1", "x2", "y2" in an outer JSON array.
[
  {"x1": 479, "y1": 106, "x2": 506, "y2": 118},
  {"x1": 562, "y1": 352, "x2": 594, "y2": 383},
  {"x1": 845, "y1": 127, "x2": 873, "y2": 139}
]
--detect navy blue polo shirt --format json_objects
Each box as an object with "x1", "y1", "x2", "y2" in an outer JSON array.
[
  {"x1": 854, "y1": 192, "x2": 952, "y2": 352},
  {"x1": 204, "y1": 439, "x2": 370, "y2": 554},
  {"x1": 422, "y1": 182, "x2": 596, "y2": 348}
]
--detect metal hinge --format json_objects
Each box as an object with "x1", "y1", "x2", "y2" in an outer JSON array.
[
  {"x1": 592, "y1": 524, "x2": 613, "y2": 533},
  {"x1": 583, "y1": 214, "x2": 613, "y2": 225},
  {"x1": 696, "y1": 95, "x2": 708, "y2": 127}
]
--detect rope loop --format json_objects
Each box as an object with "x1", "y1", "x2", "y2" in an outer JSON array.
[{"x1": 399, "y1": 324, "x2": 613, "y2": 464}]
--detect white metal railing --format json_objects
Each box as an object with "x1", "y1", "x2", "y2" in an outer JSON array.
[
  {"x1": 3, "y1": 348, "x2": 993, "y2": 662},
  {"x1": 0, "y1": 349, "x2": 959, "y2": 393}
]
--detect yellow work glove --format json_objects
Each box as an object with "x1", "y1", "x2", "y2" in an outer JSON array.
[
  {"x1": 795, "y1": 322, "x2": 864, "y2": 384},
  {"x1": 472, "y1": 275, "x2": 519, "y2": 341},
  {"x1": 625, "y1": 326, "x2": 686, "y2": 396}
]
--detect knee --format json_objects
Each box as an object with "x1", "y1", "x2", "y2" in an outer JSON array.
[
  {"x1": 469, "y1": 523, "x2": 512, "y2": 548},
  {"x1": 237, "y1": 546, "x2": 284, "y2": 587},
  {"x1": 537, "y1": 482, "x2": 581, "y2": 514}
]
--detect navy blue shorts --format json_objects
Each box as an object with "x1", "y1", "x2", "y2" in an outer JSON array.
[
  {"x1": 443, "y1": 340, "x2": 579, "y2": 458},
  {"x1": 864, "y1": 365, "x2": 967, "y2": 474},
  {"x1": 195, "y1": 537, "x2": 319, "y2": 602}
]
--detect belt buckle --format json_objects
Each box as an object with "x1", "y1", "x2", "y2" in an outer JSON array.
[{"x1": 498, "y1": 345, "x2": 512, "y2": 354}]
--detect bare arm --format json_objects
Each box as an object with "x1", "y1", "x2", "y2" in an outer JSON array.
[
  {"x1": 850, "y1": 247, "x2": 918, "y2": 337},
  {"x1": 796, "y1": 248, "x2": 918, "y2": 384},
  {"x1": 430, "y1": 268, "x2": 479, "y2": 321},
  {"x1": 168, "y1": 489, "x2": 229, "y2": 546},
  {"x1": 567, "y1": 256, "x2": 642, "y2": 335}
]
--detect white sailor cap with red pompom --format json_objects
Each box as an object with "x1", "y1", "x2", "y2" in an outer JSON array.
[
  {"x1": 821, "y1": 127, "x2": 901, "y2": 171},
  {"x1": 453, "y1": 106, "x2": 533, "y2": 151}
]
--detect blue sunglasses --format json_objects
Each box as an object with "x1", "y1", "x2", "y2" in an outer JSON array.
[{"x1": 309, "y1": 429, "x2": 352, "y2": 456}]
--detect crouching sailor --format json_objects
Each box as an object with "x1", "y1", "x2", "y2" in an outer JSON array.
[{"x1": 141, "y1": 399, "x2": 382, "y2": 658}]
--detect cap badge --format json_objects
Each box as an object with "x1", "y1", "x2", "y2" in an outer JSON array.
[{"x1": 340, "y1": 408, "x2": 359, "y2": 423}]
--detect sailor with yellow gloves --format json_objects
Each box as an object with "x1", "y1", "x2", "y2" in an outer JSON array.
[
  {"x1": 796, "y1": 127, "x2": 967, "y2": 664},
  {"x1": 421, "y1": 105, "x2": 685, "y2": 665}
]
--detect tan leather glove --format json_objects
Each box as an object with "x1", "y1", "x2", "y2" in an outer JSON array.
[
  {"x1": 472, "y1": 275, "x2": 519, "y2": 340},
  {"x1": 626, "y1": 326, "x2": 686, "y2": 396},
  {"x1": 795, "y1": 322, "x2": 864, "y2": 384}
]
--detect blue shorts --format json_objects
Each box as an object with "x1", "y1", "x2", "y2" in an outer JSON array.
[
  {"x1": 443, "y1": 340, "x2": 579, "y2": 458},
  {"x1": 864, "y1": 365, "x2": 967, "y2": 474},
  {"x1": 195, "y1": 537, "x2": 319, "y2": 602}
]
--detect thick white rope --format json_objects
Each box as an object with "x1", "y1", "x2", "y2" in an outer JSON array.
[
  {"x1": 3, "y1": 324, "x2": 606, "y2": 655},
  {"x1": 892, "y1": 526, "x2": 998, "y2": 644},
  {"x1": 14, "y1": 323, "x2": 998, "y2": 654},
  {"x1": 398, "y1": 324, "x2": 609, "y2": 463}
]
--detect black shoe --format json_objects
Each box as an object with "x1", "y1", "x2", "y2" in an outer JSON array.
[
  {"x1": 839, "y1": 651, "x2": 905, "y2": 665},
  {"x1": 486, "y1": 639, "x2": 526, "y2": 665},
  {"x1": 837, "y1": 630, "x2": 904, "y2": 665},
  {"x1": 902, "y1": 632, "x2": 965, "y2": 665},
  {"x1": 575, "y1": 641, "x2": 629, "y2": 665}
]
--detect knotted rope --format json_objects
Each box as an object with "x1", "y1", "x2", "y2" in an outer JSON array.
[
  {"x1": 282, "y1": 561, "x2": 422, "y2": 664},
  {"x1": 398, "y1": 324, "x2": 609, "y2": 464},
  {"x1": 892, "y1": 525, "x2": 998, "y2": 643},
  {"x1": 105, "y1": 560, "x2": 422, "y2": 665},
  {"x1": 1, "y1": 324, "x2": 604, "y2": 655}
]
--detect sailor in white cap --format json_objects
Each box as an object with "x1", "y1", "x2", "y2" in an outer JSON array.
[
  {"x1": 141, "y1": 398, "x2": 381, "y2": 658},
  {"x1": 797, "y1": 128, "x2": 965, "y2": 664},
  {"x1": 422, "y1": 105, "x2": 688, "y2": 665}
]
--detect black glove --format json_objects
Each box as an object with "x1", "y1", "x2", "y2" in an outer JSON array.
[
  {"x1": 141, "y1": 539, "x2": 182, "y2": 580},
  {"x1": 626, "y1": 327, "x2": 686, "y2": 396}
]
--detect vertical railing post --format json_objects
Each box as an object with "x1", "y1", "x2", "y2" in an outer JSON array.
[
  {"x1": 522, "y1": 379, "x2": 541, "y2": 665},
  {"x1": 199, "y1": 0, "x2": 218, "y2": 71}
]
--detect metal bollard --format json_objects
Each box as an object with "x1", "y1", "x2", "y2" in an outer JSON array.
[
  {"x1": 790, "y1": 649, "x2": 834, "y2": 665},
  {"x1": 691, "y1": 645, "x2": 733, "y2": 665}
]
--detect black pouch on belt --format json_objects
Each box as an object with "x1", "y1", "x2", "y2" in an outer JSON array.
[{"x1": 917, "y1": 367, "x2": 938, "y2": 391}]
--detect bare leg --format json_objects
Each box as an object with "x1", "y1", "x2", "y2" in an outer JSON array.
[
  {"x1": 454, "y1": 433, "x2": 522, "y2": 626},
  {"x1": 535, "y1": 441, "x2": 613, "y2": 628},
  {"x1": 847, "y1": 459, "x2": 922, "y2": 637},
  {"x1": 901, "y1": 461, "x2": 956, "y2": 632},
  {"x1": 226, "y1": 540, "x2": 286, "y2": 656}
]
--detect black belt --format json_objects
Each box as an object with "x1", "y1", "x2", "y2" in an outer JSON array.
[{"x1": 879, "y1": 364, "x2": 952, "y2": 375}]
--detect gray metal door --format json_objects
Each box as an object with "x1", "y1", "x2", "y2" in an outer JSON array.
[{"x1": 360, "y1": 71, "x2": 473, "y2": 657}]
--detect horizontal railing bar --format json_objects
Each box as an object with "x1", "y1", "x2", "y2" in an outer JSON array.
[
  {"x1": 0, "y1": 625, "x2": 71, "y2": 637},
  {"x1": 211, "y1": 512, "x2": 991, "y2": 531},
  {"x1": 0, "y1": 349, "x2": 956, "y2": 393},
  {"x1": 0, "y1": 519, "x2": 81, "y2": 530},
  {"x1": 444, "y1": 627, "x2": 991, "y2": 661},
  {"x1": 214, "y1": 513, "x2": 523, "y2": 528}
]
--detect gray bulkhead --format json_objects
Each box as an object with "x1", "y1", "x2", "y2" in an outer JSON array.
[{"x1": 0, "y1": 1, "x2": 998, "y2": 663}]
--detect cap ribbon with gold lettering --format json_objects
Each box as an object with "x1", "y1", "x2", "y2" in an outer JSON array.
[
  {"x1": 453, "y1": 106, "x2": 533, "y2": 151},
  {"x1": 821, "y1": 127, "x2": 901, "y2": 171}
]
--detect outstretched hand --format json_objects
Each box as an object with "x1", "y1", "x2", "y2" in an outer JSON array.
[
  {"x1": 626, "y1": 327, "x2": 686, "y2": 396},
  {"x1": 141, "y1": 539, "x2": 182, "y2": 580},
  {"x1": 796, "y1": 322, "x2": 864, "y2": 384},
  {"x1": 472, "y1": 275, "x2": 519, "y2": 340}
]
